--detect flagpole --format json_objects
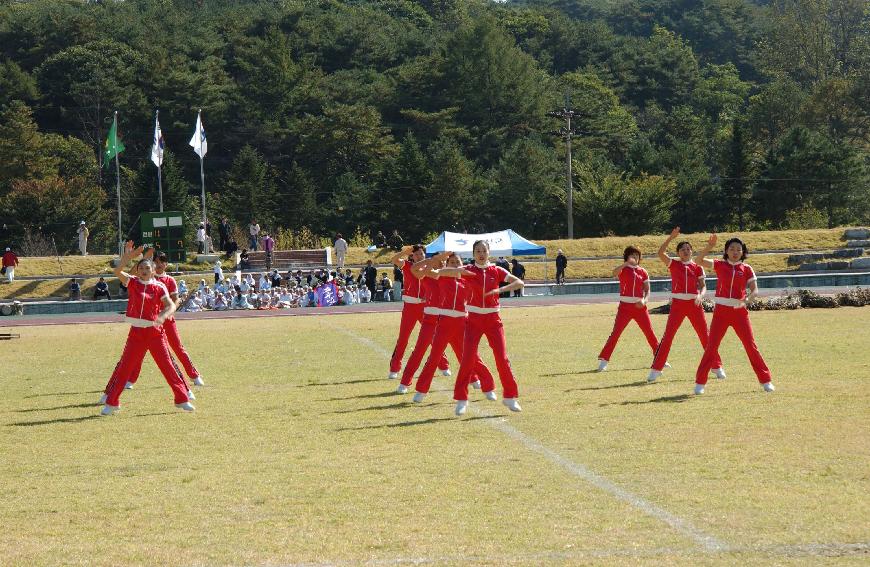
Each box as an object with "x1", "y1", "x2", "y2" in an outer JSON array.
[
  {"x1": 114, "y1": 111, "x2": 123, "y2": 256},
  {"x1": 198, "y1": 109, "x2": 207, "y2": 227},
  {"x1": 156, "y1": 110, "x2": 164, "y2": 212}
]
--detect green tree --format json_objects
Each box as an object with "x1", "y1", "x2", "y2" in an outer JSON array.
[
  {"x1": 0, "y1": 58, "x2": 38, "y2": 108},
  {"x1": 721, "y1": 121, "x2": 754, "y2": 230},
  {"x1": 575, "y1": 173, "x2": 677, "y2": 236},
  {"x1": 376, "y1": 134, "x2": 433, "y2": 240},
  {"x1": 0, "y1": 101, "x2": 56, "y2": 194},
  {"x1": 216, "y1": 145, "x2": 279, "y2": 230}
]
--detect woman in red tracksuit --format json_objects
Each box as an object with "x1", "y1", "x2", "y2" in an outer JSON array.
[
  {"x1": 388, "y1": 244, "x2": 449, "y2": 379},
  {"x1": 647, "y1": 228, "x2": 725, "y2": 383},
  {"x1": 101, "y1": 242, "x2": 194, "y2": 415},
  {"x1": 411, "y1": 252, "x2": 496, "y2": 402},
  {"x1": 453, "y1": 240, "x2": 524, "y2": 416},
  {"x1": 597, "y1": 246, "x2": 660, "y2": 371},
  {"x1": 693, "y1": 234, "x2": 775, "y2": 395}
]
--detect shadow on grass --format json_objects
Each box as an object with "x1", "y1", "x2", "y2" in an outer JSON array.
[
  {"x1": 599, "y1": 394, "x2": 694, "y2": 407},
  {"x1": 335, "y1": 415, "x2": 498, "y2": 432},
  {"x1": 542, "y1": 367, "x2": 648, "y2": 377},
  {"x1": 322, "y1": 391, "x2": 399, "y2": 401},
  {"x1": 326, "y1": 401, "x2": 414, "y2": 414},
  {"x1": 22, "y1": 390, "x2": 104, "y2": 399},
  {"x1": 566, "y1": 380, "x2": 649, "y2": 392},
  {"x1": 130, "y1": 412, "x2": 177, "y2": 418},
  {"x1": 15, "y1": 402, "x2": 101, "y2": 413},
  {"x1": 8, "y1": 415, "x2": 102, "y2": 427},
  {"x1": 301, "y1": 378, "x2": 385, "y2": 387}
]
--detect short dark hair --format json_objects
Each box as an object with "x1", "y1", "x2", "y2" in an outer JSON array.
[
  {"x1": 411, "y1": 244, "x2": 426, "y2": 254},
  {"x1": 154, "y1": 251, "x2": 168, "y2": 262},
  {"x1": 623, "y1": 246, "x2": 642, "y2": 262},
  {"x1": 676, "y1": 241, "x2": 692, "y2": 253},
  {"x1": 723, "y1": 238, "x2": 748, "y2": 261}
]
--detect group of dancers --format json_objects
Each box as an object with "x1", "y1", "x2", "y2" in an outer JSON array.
[
  {"x1": 99, "y1": 229, "x2": 774, "y2": 417},
  {"x1": 388, "y1": 229, "x2": 774, "y2": 416}
]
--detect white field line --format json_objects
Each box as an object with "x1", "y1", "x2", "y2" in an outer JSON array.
[{"x1": 329, "y1": 326, "x2": 727, "y2": 552}]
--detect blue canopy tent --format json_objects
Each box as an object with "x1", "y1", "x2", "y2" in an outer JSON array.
[{"x1": 424, "y1": 230, "x2": 546, "y2": 258}]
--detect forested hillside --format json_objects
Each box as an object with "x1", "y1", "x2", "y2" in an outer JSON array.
[{"x1": 0, "y1": 0, "x2": 868, "y2": 253}]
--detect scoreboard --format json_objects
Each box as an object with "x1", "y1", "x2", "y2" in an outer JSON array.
[{"x1": 140, "y1": 211, "x2": 186, "y2": 262}]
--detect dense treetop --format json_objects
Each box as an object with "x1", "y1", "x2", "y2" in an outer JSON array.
[{"x1": 0, "y1": 0, "x2": 868, "y2": 253}]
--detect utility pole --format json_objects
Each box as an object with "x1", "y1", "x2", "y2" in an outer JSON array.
[{"x1": 547, "y1": 94, "x2": 578, "y2": 239}]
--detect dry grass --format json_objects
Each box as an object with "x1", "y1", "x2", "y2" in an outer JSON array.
[{"x1": 0, "y1": 304, "x2": 868, "y2": 565}]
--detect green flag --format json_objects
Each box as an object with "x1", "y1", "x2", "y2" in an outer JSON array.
[{"x1": 103, "y1": 113, "x2": 125, "y2": 168}]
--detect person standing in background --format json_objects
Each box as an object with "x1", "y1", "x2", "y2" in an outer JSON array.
[
  {"x1": 510, "y1": 259, "x2": 526, "y2": 297},
  {"x1": 2, "y1": 247, "x2": 18, "y2": 283},
  {"x1": 555, "y1": 249, "x2": 567, "y2": 284},
  {"x1": 334, "y1": 233, "x2": 348, "y2": 269},
  {"x1": 249, "y1": 220, "x2": 260, "y2": 251},
  {"x1": 77, "y1": 221, "x2": 89, "y2": 256},
  {"x1": 261, "y1": 232, "x2": 275, "y2": 270},
  {"x1": 196, "y1": 223, "x2": 206, "y2": 254},
  {"x1": 219, "y1": 218, "x2": 231, "y2": 251}
]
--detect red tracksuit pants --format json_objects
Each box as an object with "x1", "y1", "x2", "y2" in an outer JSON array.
[
  {"x1": 105, "y1": 326, "x2": 190, "y2": 406},
  {"x1": 453, "y1": 312, "x2": 518, "y2": 401},
  {"x1": 126, "y1": 317, "x2": 198, "y2": 385},
  {"x1": 415, "y1": 315, "x2": 495, "y2": 394},
  {"x1": 696, "y1": 305, "x2": 771, "y2": 385},
  {"x1": 390, "y1": 303, "x2": 447, "y2": 373},
  {"x1": 651, "y1": 299, "x2": 722, "y2": 371},
  {"x1": 598, "y1": 301, "x2": 659, "y2": 361}
]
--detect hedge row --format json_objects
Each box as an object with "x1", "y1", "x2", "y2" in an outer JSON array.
[{"x1": 650, "y1": 288, "x2": 870, "y2": 314}]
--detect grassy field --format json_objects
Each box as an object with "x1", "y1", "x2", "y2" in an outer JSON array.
[{"x1": 1, "y1": 303, "x2": 868, "y2": 566}]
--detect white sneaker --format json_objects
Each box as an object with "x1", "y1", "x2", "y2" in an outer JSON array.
[
  {"x1": 597, "y1": 359, "x2": 608, "y2": 372},
  {"x1": 712, "y1": 368, "x2": 727, "y2": 380},
  {"x1": 485, "y1": 391, "x2": 497, "y2": 401},
  {"x1": 694, "y1": 384, "x2": 705, "y2": 395},
  {"x1": 441, "y1": 369, "x2": 452, "y2": 377},
  {"x1": 100, "y1": 404, "x2": 119, "y2": 416},
  {"x1": 98, "y1": 393, "x2": 108, "y2": 404},
  {"x1": 186, "y1": 389, "x2": 196, "y2": 401},
  {"x1": 193, "y1": 376, "x2": 205, "y2": 386},
  {"x1": 175, "y1": 402, "x2": 195, "y2": 412},
  {"x1": 412, "y1": 392, "x2": 426, "y2": 403},
  {"x1": 396, "y1": 384, "x2": 409, "y2": 394},
  {"x1": 454, "y1": 400, "x2": 468, "y2": 416},
  {"x1": 471, "y1": 380, "x2": 482, "y2": 390},
  {"x1": 387, "y1": 372, "x2": 399, "y2": 380},
  {"x1": 763, "y1": 382, "x2": 775, "y2": 393},
  {"x1": 664, "y1": 362, "x2": 672, "y2": 369},
  {"x1": 124, "y1": 381, "x2": 134, "y2": 390},
  {"x1": 502, "y1": 398, "x2": 522, "y2": 412},
  {"x1": 647, "y1": 370, "x2": 662, "y2": 383}
]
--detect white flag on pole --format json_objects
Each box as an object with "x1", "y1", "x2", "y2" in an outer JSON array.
[
  {"x1": 150, "y1": 113, "x2": 165, "y2": 167},
  {"x1": 189, "y1": 111, "x2": 207, "y2": 158}
]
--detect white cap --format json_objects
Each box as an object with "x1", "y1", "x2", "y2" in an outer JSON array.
[
  {"x1": 80, "y1": 220, "x2": 86, "y2": 224},
  {"x1": 5, "y1": 247, "x2": 9, "y2": 251}
]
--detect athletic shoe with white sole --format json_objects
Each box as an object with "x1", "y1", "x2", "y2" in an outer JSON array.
[
  {"x1": 694, "y1": 384, "x2": 705, "y2": 395},
  {"x1": 186, "y1": 389, "x2": 196, "y2": 401},
  {"x1": 193, "y1": 376, "x2": 205, "y2": 386},
  {"x1": 412, "y1": 392, "x2": 426, "y2": 403},
  {"x1": 763, "y1": 382, "x2": 775, "y2": 393},
  {"x1": 712, "y1": 368, "x2": 727, "y2": 380},
  {"x1": 502, "y1": 398, "x2": 522, "y2": 412},
  {"x1": 101, "y1": 404, "x2": 119, "y2": 416},
  {"x1": 485, "y1": 391, "x2": 497, "y2": 401},
  {"x1": 396, "y1": 384, "x2": 409, "y2": 394},
  {"x1": 388, "y1": 372, "x2": 399, "y2": 380},
  {"x1": 98, "y1": 393, "x2": 108, "y2": 405},
  {"x1": 597, "y1": 359, "x2": 608, "y2": 372},
  {"x1": 124, "y1": 381, "x2": 134, "y2": 390},
  {"x1": 471, "y1": 380, "x2": 482, "y2": 390},
  {"x1": 441, "y1": 369, "x2": 452, "y2": 377},
  {"x1": 454, "y1": 400, "x2": 468, "y2": 416},
  {"x1": 647, "y1": 370, "x2": 662, "y2": 383},
  {"x1": 664, "y1": 362, "x2": 672, "y2": 369},
  {"x1": 175, "y1": 402, "x2": 195, "y2": 411}
]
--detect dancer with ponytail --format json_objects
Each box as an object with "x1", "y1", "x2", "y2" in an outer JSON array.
[
  {"x1": 453, "y1": 240, "x2": 524, "y2": 416},
  {"x1": 101, "y1": 242, "x2": 194, "y2": 415},
  {"x1": 387, "y1": 245, "x2": 449, "y2": 379},
  {"x1": 596, "y1": 246, "x2": 660, "y2": 372},
  {"x1": 693, "y1": 234, "x2": 775, "y2": 395},
  {"x1": 410, "y1": 252, "x2": 496, "y2": 402},
  {"x1": 647, "y1": 228, "x2": 725, "y2": 383}
]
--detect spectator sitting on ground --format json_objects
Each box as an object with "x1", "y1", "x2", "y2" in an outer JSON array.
[
  {"x1": 239, "y1": 249, "x2": 251, "y2": 270},
  {"x1": 178, "y1": 279, "x2": 188, "y2": 296},
  {"x1": 271, "y1": 269, "x2": 282, "y2": 288},
  {"x1": 180, "y1": 291, "x2": 203, "y2": 312},
  {"x1": 93, "y1": 277, "x2": 111, "y2": 300},
  {"x1": 259, "y1": 273, "x2": 271, "y2": 291},
  {"x1": 344, "y1": 269, "x2": 354, "y2": 286},
  {"x1": 237, "y1": 290, "x2": 254, "y2": 310},
  {"x1": 239, "y1": 277, "x2": 251, "y2": 294},
  {"x1": 374, "y1": 230, "x2": 387, "y2": 249},
  {"x1": 198, "y1": 279, "x2": 208, "y2": 292},
  {"x1": 213, "y1": 293, "x2": 228, "y2": 311},
  {"x1": 388, "y1": 229, "x2": 404, "y2": 251},
  {"x1": 378, "y1": 272, "x2": 393, "y2": 301},
  {"x1": 69, "y1": 278, "x2": 82, "y2": 301},
  {"x1": 257, "y1": 289, "x2": 271, "y2": 309},
  {"x1": 204, "y1": 288, "x2": 216, "y2": 309},
  {"x1": 359, "y1": 285, "x2": 371, "y2": 303}
]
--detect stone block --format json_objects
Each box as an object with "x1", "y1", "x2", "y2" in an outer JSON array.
[
  {"x1": 851, "y1": 257, "x2": 870, "y2": 269},
  {"x1": 843, "y1": 228, "x2": 870, "y2": 240},
  {"x1": 846, "y1": 240, "x2": 870, "y2": 248}
]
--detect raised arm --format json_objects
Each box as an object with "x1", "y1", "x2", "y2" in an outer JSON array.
[
  {"x1": 113, "y1": 241, "x2": 144, "y2": 287},
  {"x1": 612, "y1": 262, "x2": 629, "y2": 278},
  {"x1": 658, "y1": 227, "x2": 680, "y2": 266},
  {"x1": 390, "y1": 245, "x2": 414, "y2": 268},
  {"x1": 694, "y1": 233, "x2": 717, "y2": 269}
]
